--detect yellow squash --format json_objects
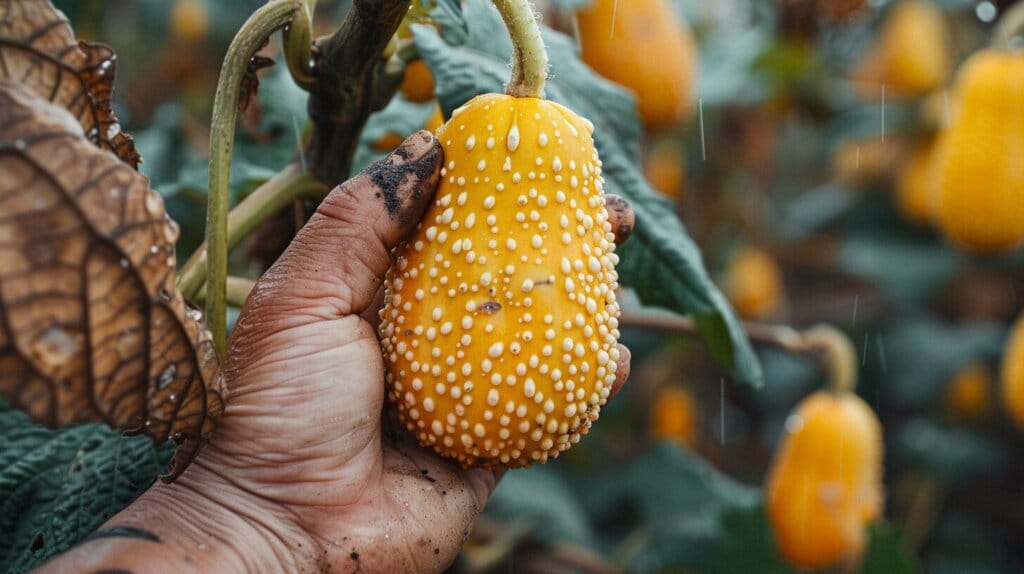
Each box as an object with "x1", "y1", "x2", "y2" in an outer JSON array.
[
  {"x1": 766, "y1": 391, "x2": 884, "y2": 569},
  {"x1": 934, "y1": 49, "x2": 1024, "y2": 251},
  {"x1": 379, "y1": 93, "x2": 621, "y2": 468},
  {"x1": 852, "y1": 0, "x2": 951, "y2": 97},
  {"x1": 576, "y1": 0, "x2": 697, "y2": 130},
  {"x1": 1001, "y1": 315, "x2": 1024, "y2": 427},
  {"x1": 945, "y1": 361, "x2": 992, "y2": 421},
  {"x1": 644, "y1": 140, "x2": 686, "y2": 200},
  {"x1": 723, "y1": 247, "x2": 784, "y2": 321},
  {"x1": 895, "y1": 137, "x2": 938, "y2": 224},
  {"x1": 649, "y1": 386, "x2": 698, "y2": 447}
]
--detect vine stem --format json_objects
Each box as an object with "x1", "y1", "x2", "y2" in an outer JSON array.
[
  {"x1": 993, "y1": 1, "x2": 1024, "y2": 50},
  {"x1": 283, "y1": 0, "x2": 317, "y2": 90},
  {"x1": 618, "y1": 310, "x2": 859, "y2": 392},
  {"x1": 192, "y1": 276, "x2": 258, "y2": 308},
  {"x1": 178, "y1": 163, "x2": 327, "y2": 301},
  {"x1": 203, "y1": 0, "x2": 307, "y2": 355},
  {"x1": 492, "y1": 0, "x2": 548, "y2": 98}
]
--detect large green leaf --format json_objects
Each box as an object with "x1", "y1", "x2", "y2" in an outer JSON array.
[
  {"x1": 0, "y1": 398, "x2": 173, "y2": 573},
  {"x1": 412, "y1": 0, "x2": 762, "y2": 387},
  {"x1": 484, "y1": 466, "x2": 595, "y2": 547}
]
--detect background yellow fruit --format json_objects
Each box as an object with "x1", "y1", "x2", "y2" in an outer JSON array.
[
  {"x1": 643, "y1": 140, "x2": 686, "y2": 199},
  {"x1": 1002, "y1": 315, "x2": 1024, "y2": 427},
  {"x1": 945, "y1": 361, "x2": 992, "y2": 421},
  {"x1": 766, "y1": 391, "x2": 884, "y2": 569},
  {"x1": 379, "y1": 94, "x2": 621, "y2": 468},
  {"x1": 723, "y1": 247, "x2": 784, "y2": 321},
  {"x1": 577, "y1": 0, "x2": 697, "y2": 130},
  {"x1": 170, "y1": 0, "x2": 209, "y2": 43},
  {"x1": 852, "y1": 0, "x2": 951, "y2": 97},
  {"x1": 649, "y1": 386, "x2": 698, "y2": 447},
  {"x1": 934, "y1": 50, "x2": 1024, "y2": 252},
  {"x1": 401, "y1": 59, "x2": 435, "y2": 103},
  {"x1": 895, "y1": 137, "x2": 939, "y2": 224}
]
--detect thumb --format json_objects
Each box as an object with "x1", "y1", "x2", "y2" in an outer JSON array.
[{"x1": 226, "y1": 131, "x2": 442, "y2": 366}]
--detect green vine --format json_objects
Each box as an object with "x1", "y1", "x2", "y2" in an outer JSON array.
[
  {"x1": 201, "y1": 0, "x2": 310, "y2": 355},
  {"x1": 178, "y1": 163, "x2": 326, "y2": 302}
]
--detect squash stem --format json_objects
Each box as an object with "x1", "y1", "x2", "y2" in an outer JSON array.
[{"x1": 492, "y1": 0, "x2": 548, "y2": 98}]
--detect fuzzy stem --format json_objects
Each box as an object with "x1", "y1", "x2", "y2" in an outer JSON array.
[
  {"x1": 203, "y1": 0, "x2": 306, "y2": 355},
  {"x1": 993, "y1": 1, "x2": 1024, "y2": 50},
  {"x1": 179, "y1": 164, "x2": 327, "y2": 301},
  {"x1": 618, "y1": 311, "x2": 858, "y2": 392},
  {"x1": 492, "y1": 0, "x2": 548, "y2": 98}
]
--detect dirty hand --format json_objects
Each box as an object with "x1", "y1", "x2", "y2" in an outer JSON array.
[{"x1": 38, "y1": 132, "x2": 631, "y2": 574}]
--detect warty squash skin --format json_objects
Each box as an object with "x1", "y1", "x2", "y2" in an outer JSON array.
[
  {"x1": 378, "y1": 93, "x2": 621, "y2": 469},
  {"x1": 576, "y1": 0, "x2": 697, "y2": 130},
  {"x1": 766, "y1": 391, "x2": 883, "y2": 569},
  {"x1": 934, "y1": 50, "x2": 1024, "y2": 252}
]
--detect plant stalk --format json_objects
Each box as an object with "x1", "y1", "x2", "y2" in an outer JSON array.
[
  {"x1": 179, "y1": 163, "x2": 327, "y2": 300},
  {"x1": 618, "y1": 310, "x2": 858, "y2": 392},
  {"x1": 492, "y1": 0, "x2": 548, "y2": 98},
  {"x1": 204, "y1": 0, "x2": 307, "y2": 355}
]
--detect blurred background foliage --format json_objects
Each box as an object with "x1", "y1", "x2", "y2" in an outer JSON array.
[{"x1": 3, "y1": 0, "x2": 1024, "y2": 572}]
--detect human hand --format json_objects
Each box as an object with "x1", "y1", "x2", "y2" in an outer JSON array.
[{"x1": 38, "y1": 131, "x2": 631, "y2": 573}]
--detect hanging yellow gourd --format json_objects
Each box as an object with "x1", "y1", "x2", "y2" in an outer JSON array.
[
  {"x1": 933, "y1": 43, "x2": 1024, "y2": 251},
  {"x1": 1001, "y1": 314, "x2": 1024, "y2": 427},
  {"x1": 379, "y1": 0, "x2": 621, "y2": 469},
  {"x1": 895, "y1": 137, "x2": 939, "y2": 224},
  {"x1": 576, "y1": 0, "x2": 697, "y2": 130},
  {"x1": 766, "y1": 390, "x2": 884, "y2": 569},
  {"x1": 852, "y1": 0, "x2": 951, "y2": 97}
]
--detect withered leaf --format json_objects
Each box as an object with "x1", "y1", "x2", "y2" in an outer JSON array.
[
  {"x1": 0, "y1": 0, "x2": 140, "y2": 168},
  {"x1": 0, "y1": 80, "x2": 225, "y2": 481}
]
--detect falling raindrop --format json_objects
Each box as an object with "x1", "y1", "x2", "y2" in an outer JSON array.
[{"x1": 698, "y1": 98, "x2": 706, "y2": 161}]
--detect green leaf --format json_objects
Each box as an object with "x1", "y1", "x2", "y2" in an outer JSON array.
[
  {"x1": 0, "y1": 399, "x2": 173, "y2": 573},
  {"x1": 860, "y1": 523, "x2": 919, "y2": 574},
  {"x1": 484, "y1": 466, "x2": 595, "y2": 547},
  {"x1": 413, "y1": 0, "x2": 762, "y2": 387},
  {"x1": 421, "y1": 0, "x2": 467, "y2": 44},
  {"x1": 712, "y1": 505, "x2": 789, "y2": 574},
  {"x1": 895, "y1": 419, "x2": 1006, "y2": 485},
  {"x1": 882, "y1": 318, "x2": 1006, "y2": 409},
  {"x1": 578, "y1": 444, "x2": 761, "y2": 570}
]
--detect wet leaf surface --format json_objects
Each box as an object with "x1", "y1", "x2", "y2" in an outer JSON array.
[
  {"x1": 0, "y1": 80, "x2": 225, "y2": 480},
  {"x1": 0, "y1": 0, "x2": 140, "y2": 167}
]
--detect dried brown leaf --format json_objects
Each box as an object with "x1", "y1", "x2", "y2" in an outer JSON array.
[
  {"x1": 0, "y1": 0, "x2": 140, "y2": 167},
  {"x1": 0, "y1": 80, "x2": 225, "y2": 481}
]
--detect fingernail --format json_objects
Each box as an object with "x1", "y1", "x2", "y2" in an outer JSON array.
[
  {"x1": 605, "y1": 194, "x2": 634, "y2": 245},
  {"x1": 392, "y1": 130, "x2": 437, "y2": 164}
]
